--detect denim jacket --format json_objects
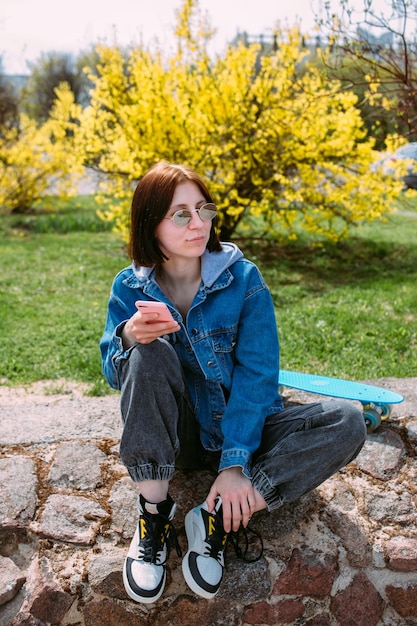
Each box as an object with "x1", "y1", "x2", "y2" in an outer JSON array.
[{"x1": 100, "y1": 242, "x2": 283, "y2": 477}]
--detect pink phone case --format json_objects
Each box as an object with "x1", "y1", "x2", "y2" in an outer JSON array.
[{"x1": 136, "y1": 301, "x2": 174, "y2": 322}]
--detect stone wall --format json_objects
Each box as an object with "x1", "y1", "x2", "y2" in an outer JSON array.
[{"x1": 0, "y1": 377, "x2": 416, "y2": 626}]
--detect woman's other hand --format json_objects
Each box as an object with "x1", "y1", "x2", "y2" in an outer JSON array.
[
  {"x1": 121, "y1": 304, "x2": 180, "y2": 347},
  {"x1": 206, "y1": 467, "x2": 258, "y2": 533}
]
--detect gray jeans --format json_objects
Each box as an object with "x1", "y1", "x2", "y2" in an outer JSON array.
[{"x1": 119, "y1": 339, "x2": 366, "y2": 511}]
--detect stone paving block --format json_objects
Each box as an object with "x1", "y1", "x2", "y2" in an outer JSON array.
[
  {"x1": 324, "y1": 509, "x2": 372, "y2": 568},
  {"x1": 0, "y1": 556, "x2": 26, "y2": 606},
  {"x1": 108, "y1": 477, "x2": 138, "y2": 539},
  {"x1": 406, "y1": 419, "x2": 417, "y2": 442},
  {"x1": 0, "y1": 394, "x2": 121, "y2": 445},
  {"x1": 15, "y1": 556, "x2": 74, "y2": 625},
  {"x1": 30, "y1": 494, "x2": 109, "y2": 545},
  {"x1": 83, "y1": 597, "x2": 148, "y2": 626},
  {"x1": 385, "y1": 582, "x2": 417, "y2": 618},
  {"x1": 330, "y1": 572, "x2": 385, "y2": 626},
  {"x1": 356, "y1": 429, "x2": 405, "y2": 480},
  {"x1": 220, "y1": 555, "x2": 270, "y2": 602},
  {"x1": 243, "y1": 599, "x2": 305, "y2": 625},
  {"x1": 47, "y1": 441, "x2": 107, "y2": 491},
  {"x1": 385, "y1": 537, "x2": 417, "y2": 572},
  {"x1": 274, "y1": 547, "x2": 338, "y2": 597},
  {"x1": 88, "y1": 550, "x2": 126, "y2": 600},
  {"x1": 0, "y1": 456, "x2": 37, "y2": 530},
  {"x1": 364, "y1": 489, "x2": 416, "y2": 525}
]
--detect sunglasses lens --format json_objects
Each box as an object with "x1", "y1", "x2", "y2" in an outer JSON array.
[
  {"x1": 172, "y1": 210, "x2": 192, "y2": 226},
  {"x1": 199, "y1": 203, "x2": 217, "y2": 221}
]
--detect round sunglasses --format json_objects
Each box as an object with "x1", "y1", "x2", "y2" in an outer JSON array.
[{"x1": 164, "y1": 203, "x2": 217, "y2": 227}]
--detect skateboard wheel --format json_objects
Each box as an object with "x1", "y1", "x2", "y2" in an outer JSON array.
[
  {"x1": 363, "y1": 408, "x2": 381, "y2": 432},
  {"x1": 378, "y1": 403, "x2": 392, "y2": 420}
]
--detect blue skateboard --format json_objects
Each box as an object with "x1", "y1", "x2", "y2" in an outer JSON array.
[{"x1": 279, "y1": 370, "x2": 404, "y2": 432}]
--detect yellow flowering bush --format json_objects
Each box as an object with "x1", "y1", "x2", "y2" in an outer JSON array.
[
  {"x1": 73, "y1": 1, "x2": 401, "y2": 242},
  {"x1": 0, "y1": 85, "x2": 83, "y2": 214}
]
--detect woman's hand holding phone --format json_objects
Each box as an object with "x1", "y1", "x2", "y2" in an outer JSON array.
[
  {"x1": 135, "y1": 301, "x2": 175, "y2": 323},
  {"x1": 121, "y1": 301, "x2": 180, "y2": 347}
]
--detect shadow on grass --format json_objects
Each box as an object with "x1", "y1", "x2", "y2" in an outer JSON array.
[{"x1": 236, "y1": 230, "x2": 417, "y2": 293}]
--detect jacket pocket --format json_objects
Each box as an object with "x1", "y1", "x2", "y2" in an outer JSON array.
[
  {"x1": 211, "y1": 328, "x2": 237, "y2": 353},
  {"x1": 211, "y1": 329, "x2": 237, "y2": 376}
]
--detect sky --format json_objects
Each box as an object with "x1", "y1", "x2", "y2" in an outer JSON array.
[
  {"x1": 1, "y1": 0, "x2": 396, "y2": 75},
  {"x1": 1, "y1": 0, "x2": 325, "y2": 75}
]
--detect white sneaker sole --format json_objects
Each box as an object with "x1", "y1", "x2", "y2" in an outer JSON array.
[
  {"x1": 123, "y1": 556, "x2": 166, "y2": 604},
  {"x1": 182, "y1": 507, "x2": 222, "y2": 600}
]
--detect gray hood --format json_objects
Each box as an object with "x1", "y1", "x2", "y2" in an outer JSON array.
[
  {"x1": 201, "y1": 242, "x2": 243, "y2": 287},
  {"x1": 132, "y1": 242, "x2": 244, "y2": 288}
]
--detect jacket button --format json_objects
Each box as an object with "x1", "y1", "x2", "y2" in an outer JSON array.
[
  {"x1": 192, "y1": 328, "x2": 198, "y2": 335},
  {"x1": 207, "y1": 361, "x2": 214, "y2": 367}
]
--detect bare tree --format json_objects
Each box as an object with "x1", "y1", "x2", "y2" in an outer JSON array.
[
  {"x1": 0, "y1": 57, "x2": 19, "y2": 133},
  {"x1": 317, "y1": 0, "x2": 417, "y2": 145},
  {"x1": 21, "y1": 51, "x2": 93, "y2": 123}
]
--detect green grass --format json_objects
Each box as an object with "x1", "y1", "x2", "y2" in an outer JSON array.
[
  {"x1": 242, "y1": 211, "x2": 417, "y2": 379},
  {"x1": 0, "y1": 199, "x2": 126, "y2": 395},
  {"x1": 0, "y1": 199, "x2": 416, "y2": 394},
  {"x1": 8, "y1": 195, "x2": 113, "y2": 234}
]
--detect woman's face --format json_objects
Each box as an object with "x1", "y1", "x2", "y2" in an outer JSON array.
[{"x1": 155, "y1": 181, "x2": 213, "y2": 262}]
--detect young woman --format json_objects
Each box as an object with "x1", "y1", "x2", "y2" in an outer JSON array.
[{"x1": 100, "y1": 161, "x2": 366, "y2": 604}]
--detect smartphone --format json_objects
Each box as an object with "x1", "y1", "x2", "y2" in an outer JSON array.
[{"x1": 136, "y1": 301, "x2": 175, "y2": 323}]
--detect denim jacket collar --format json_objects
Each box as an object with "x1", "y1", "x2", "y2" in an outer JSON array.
[{"x1": 130, "y1": 242, "x2": 244, "y2": 291}]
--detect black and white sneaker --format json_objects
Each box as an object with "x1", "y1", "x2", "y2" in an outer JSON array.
[
  {"x1": 123, "y1": 493, "x2": 180, "y2": 603},
  {"x1": 182, "y1": 498, "x2": 228, "y2": 599}
]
